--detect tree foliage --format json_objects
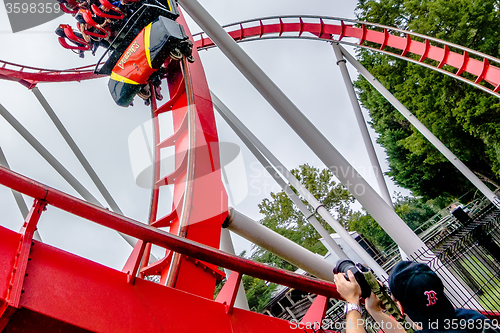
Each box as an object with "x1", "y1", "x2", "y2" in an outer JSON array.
[
  {"x1": 354, "y1": 0, "x2": 500, "y2": 200},
  {"x1": 242, "y1": 275, "x2": 277, "y2": 312}
]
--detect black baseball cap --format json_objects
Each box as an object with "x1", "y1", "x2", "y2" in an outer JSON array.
[{"x1": 389, "y1": 261, "x2": 456, "y2": 329}]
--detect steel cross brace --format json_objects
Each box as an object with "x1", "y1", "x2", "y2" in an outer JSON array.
[
  {"x1": 122, "y1": 240, "x2": 147, "y2": 284},
  {"x1": 0, "y1": 199, "x2": 46, "y2": 330},
  {"x1": 215, "y1": 271, "x2": 242, "y2": 315}
]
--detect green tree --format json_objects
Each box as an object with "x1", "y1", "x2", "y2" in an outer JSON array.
[
  {"x1": 242, "y1": 275, "x2": 277, "y2": 312},
  {"x1": 354, "y1": 0, "x2": 500, "y2": 200}
]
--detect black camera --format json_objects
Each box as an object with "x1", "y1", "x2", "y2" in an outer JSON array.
[{"x1": 333, "y1": 259, "x2": 372, "y2": 298}]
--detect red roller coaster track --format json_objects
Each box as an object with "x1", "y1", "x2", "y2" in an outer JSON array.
[
  {"x1": 1, "y1": 13, "x2": 500, "y2": 333},
  {"x1": 3, "y1": 15, "x2": 500, "y2": 95},
  {"x1": 193, "y1": 15, "x2": 500, "y2": 97},
  {"x1": 0, "y1": 61, "x2": 101, "y2": 88}
]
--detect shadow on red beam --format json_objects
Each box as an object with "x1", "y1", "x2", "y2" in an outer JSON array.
[{"x1": 0, "y1": 166, "x2": 341, "y2": 300}]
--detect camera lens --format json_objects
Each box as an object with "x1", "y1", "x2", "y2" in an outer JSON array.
[
  {"x1": 333, "y1": 259, "x2": 372, "y2": 298},
  {"x1": 333, "y1": 259, "x2": 357, "y2": 275}
]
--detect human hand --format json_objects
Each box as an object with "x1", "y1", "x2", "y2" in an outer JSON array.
[
  {"x1": 334, "y1": 270, "x2": 361, "y2": 304},
  {"x1": 365, "y1": 291, "x2": 383, "y2": 314}
]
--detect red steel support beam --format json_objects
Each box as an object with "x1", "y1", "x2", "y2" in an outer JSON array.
[
  {"x1": 300, "y1": 295, "x2": 328, "y2": 331},
  {"x1": 215, "y1": 271, "x2": 242, "y2": 315},
  {"x1": 0, "y1": 224, "x2": 309, "y2": 332},
  {"x1": 140, "y1": 250, "x2": 173, "y2": 276},
  {"x1": 0, "y1": 60, "x2": 102, "y2": 85},
  {"x1": 122, "y1": 240, "x2": 147, "y2": 284},
  {"x1": 0, "y1": 165, "x2": 341, "y2": 299},
  {"x1": 0, "y1": 199, "x2": 46, "y2": 330}
]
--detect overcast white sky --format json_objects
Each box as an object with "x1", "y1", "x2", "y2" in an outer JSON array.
[{"x1": 0, "y1": 0, "x2": 411, "y2": 270}]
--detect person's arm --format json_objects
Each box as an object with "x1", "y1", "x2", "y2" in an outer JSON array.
[
  {"x1": 79, "y1": 24, "x2": 91, "y2": 42},
  {"x1": 345, "y1": 306, "x2": 364, "y2": 333},
  {"x1": 365, "y1": 292, "x2": 407, "y2": 333},
  {"x1": 334, "y1": 271, "x2": 365, "y2": 333}
]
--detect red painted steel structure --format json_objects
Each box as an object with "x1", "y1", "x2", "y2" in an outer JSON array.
[
  {"x1": 4, "y1": 15, "x2": 500, "y2": 96},
  {"x1": 2, "y1": 13, "x2": 500, "y2": 332},
  {"x1": 0, "y1": 165, "x2": 341, "y2": 331},
  {"x1": 0, "y1": 60, "x2": 102, "y2": 88},
  {"x1": 122, "y1": 11, "x2": 231, "y2": 300},
  {"x1": 0, "y1": 10, "x2": 341, "y2": 332},
  {"x1": 3, "y1": 15, "x2": 500, "y2": 95},
  {"x1": 193, "y1": 15, "x2": 500, "y2": 97}
]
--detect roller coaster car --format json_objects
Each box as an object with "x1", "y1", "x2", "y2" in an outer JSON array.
[{"x1": 95, "y1": 0, "x2": 194, "y2": 107}]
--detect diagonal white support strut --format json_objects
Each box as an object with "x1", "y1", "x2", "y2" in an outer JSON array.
[
  {"x1": 226, "y1": 208, "x2": 336, "y2": 281},
  {"x1": 212, "y1": 93, "x2": 392, "y2": 279},
  {"x1": 31, "y1": 87, "x2": 124, "y2": 215},
  {"x1": 212, "y1": 93, "x2": 347, "y2": 261},
  {"x1": 0, "y1": 103, "x2": 101, "y2": 206},
  {"x1": 179, "y1": 0, "x2": 479, "y2": 306},
  {"x1": 31, "y1": 88, "x2": 157, "y2": 262},
  {"x1": 338, "y1": 44, "x2": 500, "y2": 210}
]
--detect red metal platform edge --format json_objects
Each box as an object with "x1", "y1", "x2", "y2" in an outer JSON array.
[{"x1": 0, "y1": 166, "x2": 341, "y2": 332}]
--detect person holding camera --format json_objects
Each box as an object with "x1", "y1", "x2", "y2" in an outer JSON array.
[{"x1": 334, "y1": 261, "x2": 499, "y2": 333}]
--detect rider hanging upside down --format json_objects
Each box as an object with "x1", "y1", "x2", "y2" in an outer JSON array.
[
  {"x1": 56, "y1": 0, "x2": 196, "y2": 107},
  {"x1": 55, "y1": 24, "x2": 88, "y2": 58},
  {"x1": 75, "y1": 9, "x2": 112, "y2": 55},
  {"x1": 92, "y1": 0, "x2": 131, "y2": 33},
  {"x1": 56, "y1": 0, "x2": 129, "y2": 58}
]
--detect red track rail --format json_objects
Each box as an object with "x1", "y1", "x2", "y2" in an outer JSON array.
[
  {"x1": 3, "y1": 16, "x2": 500, "y2": 97},
  {"x1": 0, "y1": 165, "x2": 339, "y2": 298},
  {"x1": 192, "y1": 15, "x2": 500, "y2": 97},
  {"x1": 0, "y1": 60, "x2": 102, "y2": 87}
]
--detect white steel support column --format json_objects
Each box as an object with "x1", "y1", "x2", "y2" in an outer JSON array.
[
  {"x1": 338, "y1": 45, "x2": 500, "y2": 210},
  {"x1": 212, "y1": 93, "x2": 391, "y2": 279},
  {"x1": 220, "y1": 228, "x2": 250, "y2": 310},
  {"x1": 332, "y1": 43, "x2": 392, "y2": 207},
  {"x1": 212, "y1": 93, "x2": 346, "y2": 261},
  {"x1": 332, "y1": 43, "x2": 409, "y2": 261},
  {"x1": 226, "y1": 209, "x2": 335, "y2": 282},
  {"x1": 332, "y1": 43, "x2": 392, "y2": 206},
  {"x1": 178, "y1": 0, "x2": 478, "y2": 305}
]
